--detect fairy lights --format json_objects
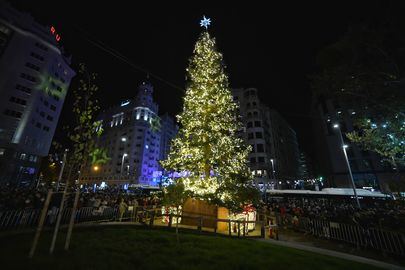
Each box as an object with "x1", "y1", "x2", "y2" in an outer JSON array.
[{"x1": 161, "y1": 30, "x2": 253, "y2": 206}]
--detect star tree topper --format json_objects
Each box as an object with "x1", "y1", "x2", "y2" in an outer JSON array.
[{"x1": 200, "y1": 15, "x2": 211, "y2": 29}]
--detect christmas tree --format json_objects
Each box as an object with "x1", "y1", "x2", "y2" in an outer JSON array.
[{"x1": 161, "y1": 17, "x2": 257, "y2": 210}]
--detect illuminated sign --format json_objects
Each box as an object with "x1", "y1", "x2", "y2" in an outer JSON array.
[{"x1": 50, "y1": 26, "x2": 61, "y2": 42}]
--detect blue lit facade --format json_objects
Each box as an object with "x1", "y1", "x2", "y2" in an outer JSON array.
[
  {"x1": 79, "y1": 82, "x2": 177, "y2": 187},
  {"x1": 0, "y1": 3, "x2": 75, "y2": 185}
]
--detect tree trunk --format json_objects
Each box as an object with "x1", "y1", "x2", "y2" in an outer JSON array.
[{"x1": 176, "y1": 206, "x2": 180, "y2": 244}]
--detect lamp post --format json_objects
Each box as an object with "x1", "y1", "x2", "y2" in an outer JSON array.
[
  {"x1": 333, "y1": 123, "x2": 361, "y2": 209},
  {"x1": 121, "y1": 153, "x2": 128, "y2": 176},
  {"x1": 270, "y1": 158, "x2": 276, "y2": 188},
  {"x1": 56, "y1": 149, "x2": 68, "y2": 191}
]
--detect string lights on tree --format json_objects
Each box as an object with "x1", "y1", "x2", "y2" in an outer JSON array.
[{"x1": 161, "y1": 16, "x2": 257, "y2": 210}]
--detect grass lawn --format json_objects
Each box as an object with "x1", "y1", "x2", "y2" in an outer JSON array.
[{"x1": 0, "y1": 225, "x2": 382, "y2": 270}]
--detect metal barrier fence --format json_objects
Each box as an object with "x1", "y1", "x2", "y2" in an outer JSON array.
[
  {"x1": 280, "y1": 214, "x2": 405, "y2": 256},
  {"x1": 149, "y1": 209, "x2": 266, "y2": 238},
  {"x1": 0, "y1": 207, "x2": 126, "y2": 230},
  {"x1": 0, "y1": 206, "x2": 265, "y2": 238},
  {"x1": 0, "y1": 205, "x2": 170, "y2": 231}
]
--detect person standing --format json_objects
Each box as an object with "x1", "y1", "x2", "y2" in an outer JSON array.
[{"x1": 119, "y1": 199, "x2": 128, "y2": 222}]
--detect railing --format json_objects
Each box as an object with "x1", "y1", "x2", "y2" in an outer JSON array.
[
  {"x1": 0, "y1": 207, "x2": 123, "y2": 230},
  {"x1": 154, "y1": 211, "x2": 265, "y2": 238},
  {"x1": 0, "y1": 206, "x2": 266, "y2": 239},
  {"x1": 279, "y1": 213, "x2": 405, "y2": 257}
]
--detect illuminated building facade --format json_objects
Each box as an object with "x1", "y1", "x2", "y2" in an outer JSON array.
[
  {"x1": 311, "y1": 96, "x2": 397, "y2": 190},
  {"x1": 0, "y1": 2, "x2": 75, "y2": 185},
  {"x1": 232, "y1": 88, "x2": 300, "y2": 188},
  {"x1": 159, "y1": 112, "x2": 178, "y2": 169},
  {"x1": 79, "y1": 82, "x2": 177, "y2": 187}
]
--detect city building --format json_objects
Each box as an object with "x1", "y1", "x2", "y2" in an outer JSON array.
[
  {"x1": 159, "y1": 112, "x2": 178, "y2": 166},
  {"x1": 297, "y1": 151, "x2": 314, "y2": 180},
  {"x1": 311, "y1": 96, "x2": 400, "y2": 191},
  {"x1": 0, "y1": 2, "x2": 75, "y2": 185},
  {"x1": 232, "y1": 88, "x2": 300, "y2": 188},
  {"x1": 79, "y1": 81, "x2": 177, "y2": 187}
]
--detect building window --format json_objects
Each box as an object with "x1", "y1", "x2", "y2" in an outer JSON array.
[
  {"x1": 30, "y1": 52, "x2": 44, "y2": 61},
  {"x1": 16, "y1": 84, "x2": 32, "y2": 94},
  {"x1": 35, "y1": 42, "x2": 48, "y2": 51},
  {"x1": 20, "y1": 73, "x2": 37, "y2": 82},
  {"x1": 0, "y1": 148, "x2": 5, "y2": 156},
  {"x1": 258, "y1": 157, "x2": 265, "y2": 163},
  {"x1": 250, "y1": 145, "x2": 255, "y2": 153},
  {"x1": 3, "y1": 109, "x2": 22, "y2": 118},
  {"x1": 25, "y1": 62, "x2": 40, "y2": 71},
  {"x1": 35, "y1": 122, "x2": 42, "y2": 128},
  {"x1": 247, "y1": 122, "x2": 253, "y2": 128},
  {"x1": 46, "y1": 115, "x2": 53, "y2": 121},
  {"x1": 50, "y1": 104, "x2": 56, "y2": 111},
  {"x1": 9, "y1": 96, "x2": 27, "y2": 105},
  {"x1": 248, "y1": 133, "x2": 254, "y2": 139},
  {"x1": 256, "y1": 144, "x2": 264, "y2": 152},
  {"x1": 255, "y1": 132, "x2": 263, "y2": 139},
  {"x1": 250, "y1": 157, "x2": 256, "y2": 163},
  {"x1": 43, "y1": 126, "x2": 50, "y2": 132},
  {"x1": 39, "y1": 111, "x2": 45, "y2": 117},
  {"x1": 254, "y1": 121, "x2": 261, "y2": 127}
]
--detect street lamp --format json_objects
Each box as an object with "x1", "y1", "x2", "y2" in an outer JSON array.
[
  {"x1": 269, "y1": 158, "x2": 276, "y2": 190},
  {"x1": 333, "y1": 123, "x2": 361, "y2": 209},
  {"x1": 121, "y1": 137, "x2": 127, "y2": 142},
  {"x1": 121, "y1": 153, "x2": 128, "y2": 176},
  {"x1": 270, "y1": 158, "x2": 276, "y2": 179}
]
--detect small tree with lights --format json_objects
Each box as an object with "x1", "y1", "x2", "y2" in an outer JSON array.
[
  {"x1": 162, "y1": 180, "x2": 190, "y2": 243},
  {"x1": 161, "y1": 17, "x2": 258, "y2": 212}
]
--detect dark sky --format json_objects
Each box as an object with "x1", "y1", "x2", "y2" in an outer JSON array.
[{"x1": 8, "y1": 0, "x2": 400, "y2": 155}]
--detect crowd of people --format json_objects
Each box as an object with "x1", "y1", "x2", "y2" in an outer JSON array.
[
  {"x1": 263, "y1": 197, "x2": 405, "y2": 232},
  {"x1": 1, "y1": 185, "x2": 405, "y2": 232},
  {"x1": 0, "y1": 185, "x2": 161, "y2": 213},
  {"x1": 0, "y1": 186, "x2": 49, "y2": 210}
]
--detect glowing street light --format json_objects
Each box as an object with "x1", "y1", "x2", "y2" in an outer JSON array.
[
  {"x1": 121, "y1": 153, "x2": 128, "y2": 175},
  {"x1": 121, "y1": 137, "x2": 127, "y2": 142},
  {"x1": 333, "y1": 123, "x2": 360, "y2": 209},
  {"x1": 270, "y1": 159, "x2": 276, "y2": 179},
  {"x1": 93, "y1": 165, "x2": 99, "y2": 171}
]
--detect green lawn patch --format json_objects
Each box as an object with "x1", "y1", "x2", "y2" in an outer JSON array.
[{"x1": 0, "y1": 225, "x2": 382, "y2": 270}]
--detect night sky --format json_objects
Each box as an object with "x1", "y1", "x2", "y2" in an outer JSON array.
[{"x1": 7, "y1": 0, "x2": 401, "y2": 156}]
